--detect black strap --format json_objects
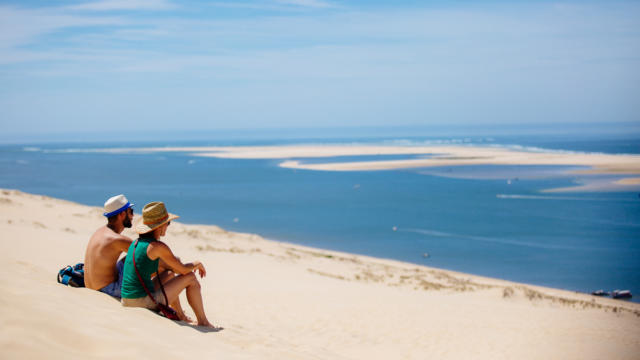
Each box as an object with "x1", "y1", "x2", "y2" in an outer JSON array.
[{"x1": 132, "y1": 240, "x2": 169, "y2": 307}]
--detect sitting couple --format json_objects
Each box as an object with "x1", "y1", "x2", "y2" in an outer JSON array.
[{"x1": 84, "y1": 194, "x2": 214, "y2": 328}]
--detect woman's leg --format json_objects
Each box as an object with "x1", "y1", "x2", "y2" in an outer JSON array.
[
  {"x1": 153, "y1": 270, "x2": 191, "y2": 322},
  {"x1": 162, "y1": 272, "x2": 212, "y2": 327}
]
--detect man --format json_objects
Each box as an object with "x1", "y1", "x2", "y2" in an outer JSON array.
[{"x1": 84, "y1": 194, "x2": 134, "y2": 298}]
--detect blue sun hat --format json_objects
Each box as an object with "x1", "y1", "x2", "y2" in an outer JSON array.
[{"x1": 103, "y1": 194, "x2": 134, "y2": 217}]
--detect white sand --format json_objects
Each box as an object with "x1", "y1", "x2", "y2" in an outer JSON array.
[
  {"x1": 111, "y1": 144, "x2": 640, "y2": 174},
  {"x1": 1, "y1": 189, "x2": 639, "y2": 359},
  {"x1": 268, "y1": 146, "x2": 640, "y2": 175},
  {"x1": 132, "y1": 145, "x2": 640, "y2": 175},
  {"x1": 615, "y1": 177, "x2": 640, "y2": 185}
]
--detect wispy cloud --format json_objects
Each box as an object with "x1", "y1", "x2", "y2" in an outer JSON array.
[
  {"x1": 276, "y1": 0, "x2": 335, "y2": 8},
  {"x1": 2, "y1": 2, "x2": 639, "y2": 75},
  {"x1": 1, "y1": 1, "x2": 639, "y2": 132},
  {"x1": 0, "y1": 6, "x2": 124, "y2": 52},
  {"x1": 205, "y1": 0, "x2": 337, "y2": 11},
  {"x1": 68, "y1": 0, "x2": 176, "y2": 11}
]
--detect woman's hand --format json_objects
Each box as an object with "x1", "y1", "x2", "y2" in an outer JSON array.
[{"x1": 193, "y1": 261, "x2": 206, "y2": 278}]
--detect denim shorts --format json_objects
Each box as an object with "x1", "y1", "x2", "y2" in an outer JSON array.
[{"x1": 98, "y1": 258, "x2": 125, "y2": 298}]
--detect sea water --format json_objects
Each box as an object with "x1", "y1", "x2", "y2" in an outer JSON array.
[{"x1": 1, "y1": 131, "x2": 639, "y2": 302}]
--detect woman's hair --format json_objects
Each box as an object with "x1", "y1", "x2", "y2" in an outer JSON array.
[{"x1": 139, "y1": 231, "x2": 156, "y2": 240}]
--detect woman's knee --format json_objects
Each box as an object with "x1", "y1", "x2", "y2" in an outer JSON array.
[
  {"x1": 182, "y1": 272, "x2": 196, "y2": 284},
  {"x1": 186, "y1": 272, "x2": 201, "y2": 289}
]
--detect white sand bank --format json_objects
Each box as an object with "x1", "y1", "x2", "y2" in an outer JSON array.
[
  {"x1": 121, "y1": 144, "x2": 640, "y2": 174},
  {"x1": 1, "y1": 189, "x2": 639, "y2": 359},
  {"x1": 615, "y1": 177, "x2": 640, "y2": 185},
  {"x1": 129, "y1": 145, "x2": 640, "y2": 191},
  {"x1": 270, "y1": 146, "x2": 640, "y2": 175}
]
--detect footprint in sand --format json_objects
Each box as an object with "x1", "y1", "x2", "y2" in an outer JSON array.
[{"x1": 32, "y1": 221, "x2": 47, "y2": 229}]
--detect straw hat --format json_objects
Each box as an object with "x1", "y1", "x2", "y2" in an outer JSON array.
[{"x1": 136, "y1": 202, "x2": 179, "y2": 234}]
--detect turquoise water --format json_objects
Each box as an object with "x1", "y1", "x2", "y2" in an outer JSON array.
[{"x1": 1, "y1": 134, "x2": 639, "y2": 301}]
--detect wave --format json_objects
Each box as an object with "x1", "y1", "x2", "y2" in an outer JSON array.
[
  {"x1": 42, "y1": 148, "x2": 151, "y2": 154},
  {"x1": 487, "y1": 144, "x2": 585, "y2": 154},
  {"x1": 378, "y1": 138, "x2": 475, "y2": 146},
  {"x1": 280, "y1": 139, "x2": 479, "y2": 147},
  {"x1": 305, "y1": 140, "x2": 622, "y2": 157},
  {"x1": 496, "y1": 194, "x2": 636, "y2": 202},
  {"x1": 23, "y1": 141, "x2": 639, "y2": 158},
  {"x1": 400, "y1": 227, "x2": 611, "y2": 251}
]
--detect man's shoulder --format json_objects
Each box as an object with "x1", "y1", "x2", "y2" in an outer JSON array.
[
  {"x1": 91, "y1": 226, "x2": 132, "y2": 244},
  {"x1": 110, "y1": 232, "x2": 133, "y2": 244}
]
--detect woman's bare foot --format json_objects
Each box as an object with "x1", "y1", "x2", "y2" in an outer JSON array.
[
  {"x1": 197, "y1": 320, "x2": 219, "y2": 329},
  {"x1": 179, "y1": 313, "x2": 195, "y2": 323}
]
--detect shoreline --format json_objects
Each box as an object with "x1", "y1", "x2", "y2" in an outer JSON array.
[
  {"x1": 3, "y1": 188, "x2": 637, "y2": 307},
  {"x1": 5, "y1": 187, "x2": 639, "y2": 298},
  {"x1": 2, "y1": 189, "x2": 640, "y2": 359}
]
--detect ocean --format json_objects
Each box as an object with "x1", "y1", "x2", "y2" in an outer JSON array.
[{"x1": 1, "y1": 129, "x2": 639, "y2": 302}]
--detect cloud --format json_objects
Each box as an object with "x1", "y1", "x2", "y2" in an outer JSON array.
[
  {"x1": 0, "y1": 6, "x2": 124, "y2": 52},
  {"x1": 204, "y1": 1, "x2": 337, "y2": 11},
  {"x1": 68, "y1": 0, "x2": 176, "y2": 11},
  {"x1": 275, "y1": 0, "x2": 335, "y2": 8},
  {"x1": 3, "y1": 2, "x2": 639, "y2": 76},
  {"x1": 1, "y1": 1, "x2": 639, "y2": 132}
]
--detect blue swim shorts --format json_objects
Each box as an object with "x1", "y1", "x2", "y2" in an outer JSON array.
[{"x1": 99, "y1": 258, "x2": 125, "y2": 298}]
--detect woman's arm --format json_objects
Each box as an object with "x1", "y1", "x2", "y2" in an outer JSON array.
[{"x1": 147, "y1": 242, "x2": 206, "y2": 277}]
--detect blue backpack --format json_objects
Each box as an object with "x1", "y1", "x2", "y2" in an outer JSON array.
[{"x1": 57, "y1": 263, "x2": 85, "y2": 287}]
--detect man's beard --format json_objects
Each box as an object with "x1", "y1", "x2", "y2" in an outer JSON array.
[{"x1": 123, "y1": 216, "x2": 132, "y2": 228}]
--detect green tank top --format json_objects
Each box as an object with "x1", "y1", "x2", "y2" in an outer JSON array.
[{"x1": 121, "y1": 238, "x2": 159, "y2": 299}]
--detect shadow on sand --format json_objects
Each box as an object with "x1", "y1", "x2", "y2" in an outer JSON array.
[{"x1": 107, "y1": 296, "x2": 223, "y2": 333}]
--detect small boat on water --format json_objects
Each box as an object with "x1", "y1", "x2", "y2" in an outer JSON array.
[
  {"x1": 612, "y1": 290, "x2": 632, "y2": 299},
  {"x1": 591, "y1": 290, "x2": 609, "y2": 296}
]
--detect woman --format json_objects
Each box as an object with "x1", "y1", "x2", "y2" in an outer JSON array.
[{"x1": 121, "y1": 201, "x2": 214, "y2": 328}]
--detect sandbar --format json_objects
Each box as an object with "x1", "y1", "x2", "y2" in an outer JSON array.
[
  {"x1": 126, "y1": 144, "x2": 640, "y2": 191},
  {"x1": 123, "y1": 145, "x2": 640, "y2": 176}
]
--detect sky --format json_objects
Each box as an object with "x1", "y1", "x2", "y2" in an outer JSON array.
[{"x1": 1, "y1": 0, "x2": 639, "y2": 139}]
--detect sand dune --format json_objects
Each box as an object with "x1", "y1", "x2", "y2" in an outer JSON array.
[{"x1": 1, "y1": 189, "x2": 639, "y2": 359}]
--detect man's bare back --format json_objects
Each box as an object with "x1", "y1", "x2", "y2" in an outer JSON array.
[{"x1": 84, "y1": 225, "x2": 132, "y2": 290}]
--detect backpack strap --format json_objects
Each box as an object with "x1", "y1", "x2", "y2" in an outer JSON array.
[
  {"x1": 132, "y1": 240, "x2": 180, "y2": 321},
  {"x1": 131, "y1": 240, "x2": 158, "y2": 305},
  {"x1": 132, "y1": 240, "x2": 161, "y2": 306},
  {"x1": 58, "y1": 265, "x2": 72, "y2": 284}
]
